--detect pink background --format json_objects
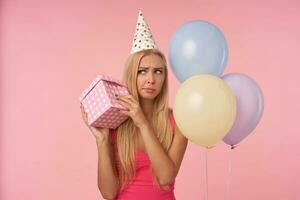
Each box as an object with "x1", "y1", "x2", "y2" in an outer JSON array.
[{"x1": 1, "y1": 0, "x2": 299, "y2": 199}]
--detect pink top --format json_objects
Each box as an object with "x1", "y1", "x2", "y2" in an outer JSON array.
[{"x1": 110, "y1": 110, "x2": 176, "y2": 200}]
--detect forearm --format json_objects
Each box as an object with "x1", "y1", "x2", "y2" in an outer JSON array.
[
  {"x1": 138, "y1": 123, "x2": 175, "y2": 185},
  {"x1": 97, "y1": 139, "x2": 119, "y2": 199}
]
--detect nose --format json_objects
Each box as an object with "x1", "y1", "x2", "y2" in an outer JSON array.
[{"x1": 147, "y1": 72, "x2": 155, "y2": 84}]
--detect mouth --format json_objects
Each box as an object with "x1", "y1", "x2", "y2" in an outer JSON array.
[{"x1": 143, "y1": 88, "x2": 156, "y2": 93}]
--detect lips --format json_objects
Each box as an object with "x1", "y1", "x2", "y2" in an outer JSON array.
[{"x1": 143, "y1": 88, "x2": 155, "y2": 92}]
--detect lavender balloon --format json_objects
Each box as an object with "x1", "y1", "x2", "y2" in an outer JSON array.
[{"x1": 222, "y1": 73, "x2": 264, "y2": 148}]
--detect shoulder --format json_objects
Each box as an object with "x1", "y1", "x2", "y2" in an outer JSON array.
[
  {"x1": 167, "y1": 108, "x2": 186, "y2": 139},
  {"x1": 110, "y1": 129, "x2": 117, "y2": 144},
  {"x1": 168, "y1": 107, "x2": 174, "y2": 119},
  {"x1": 168, "y1": 108, "x2": 175, "y2": 133}
]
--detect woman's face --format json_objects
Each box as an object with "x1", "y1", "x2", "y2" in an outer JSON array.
[{"x1": 136, "y1": 54, "x2": 166, "y2": 100}]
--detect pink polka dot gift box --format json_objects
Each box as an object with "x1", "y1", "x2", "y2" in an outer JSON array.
[{"x1": 79, "y1": 75, "x2": 129, "y2": 129}]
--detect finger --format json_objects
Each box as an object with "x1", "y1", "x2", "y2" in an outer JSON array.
[
  {"x1": 81, "y1": 107, "x2": 84, "y2": 116},
  {"x1": 118, "y1": 98, "x2": 135, "y2": 110},
  {"x1": 119, "y1": 95, "x2": 136, "y2": 104},
  {"x1": 81, "y1": 108, "x2": 86, "y2": 118},
  {"x1": 117, "y1": 98, "x2": 131, "y2": 109},
  {"x1": 125, "y1": 95, "x2": 138, "y2": 104},
  {"x1": 119, "y1": 109, "x2": 130, "y2": 116},
  {"x1": 84, "y1": 113, "x2": 89, "y2": 125},
  {"x1": 82, "y1": 109, "x2": 87, "y2": 118},
  {"x1": 80, "y1": 105, "x2": 89, "y2": 125},
  {"x1": 81, "y1": 104, "x2": 85, "y2": 113},
  {"x1": 81, "y1": 111, "x2": 84, "y2": 119}
]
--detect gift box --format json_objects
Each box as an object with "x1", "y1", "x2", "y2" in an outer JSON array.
[{"x1": 79, "y1": 74, "x2": 129, "y2": 129}]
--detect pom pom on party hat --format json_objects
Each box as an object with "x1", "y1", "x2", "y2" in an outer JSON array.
[{"x1": 130, "y1": 10, "x2": 158, "y2": 54}]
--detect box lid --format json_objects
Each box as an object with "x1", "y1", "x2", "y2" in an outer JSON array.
[{"x1": 79, "y1": 74, "x2": 127, "y2": 102}]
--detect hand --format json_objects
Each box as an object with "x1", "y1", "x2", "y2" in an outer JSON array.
[
  {"x1": 80, "y1": 103, "x2": 110, "y2": 143},
  {"x1": 116, "y1": 94, "x2": 148, "y2": 128}
]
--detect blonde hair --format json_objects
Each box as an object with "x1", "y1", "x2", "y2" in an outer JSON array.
[{"x1": 115, "y1": 49, "x2": 174, "y2": 191}]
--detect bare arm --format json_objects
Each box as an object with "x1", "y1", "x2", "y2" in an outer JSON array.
[
  {"x1": 81, "y1": 104, "x2": 119, "y2": 199},
  {"x1": 138, "y1": 122, "x2": 188, "y2": 186},
  {"x1": 116, "y1": 95, "x2": 188, "y2": 187},
  {"x1": 96, "y1": 139, "x2": 120, "y2": 199}
]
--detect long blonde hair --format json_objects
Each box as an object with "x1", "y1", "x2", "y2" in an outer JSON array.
[{"x1": 115, "y1": 49, "x2": 174, "y2": 191}]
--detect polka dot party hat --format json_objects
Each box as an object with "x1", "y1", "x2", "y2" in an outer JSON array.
[{"x1": 130, "y1": 10, "x2": 158, "y2": 54}]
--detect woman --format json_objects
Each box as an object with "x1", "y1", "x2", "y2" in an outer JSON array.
[{"x1": 81, "y1": 11, "x2": 188, "y2": 200}]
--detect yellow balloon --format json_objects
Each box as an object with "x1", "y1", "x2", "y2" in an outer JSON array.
[{"x1": 173, "y1": 75, "x2": 237, "y2": 148}]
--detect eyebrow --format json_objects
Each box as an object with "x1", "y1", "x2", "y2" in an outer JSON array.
[{"x1": 138, "y1": 66, "x2": 164, "y2": 70}]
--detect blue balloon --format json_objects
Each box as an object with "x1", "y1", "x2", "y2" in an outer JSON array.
[{"x1": 168, "y1": 20, "x2": 228, "y2": 82}]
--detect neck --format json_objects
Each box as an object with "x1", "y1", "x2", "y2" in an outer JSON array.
[{"x1": 140, "y1": 98, "x2": 154, "y2": 120}]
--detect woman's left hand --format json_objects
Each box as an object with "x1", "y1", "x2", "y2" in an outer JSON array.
[{"x1": 116, "y1": 94, "x2": 148, "y2": 128}]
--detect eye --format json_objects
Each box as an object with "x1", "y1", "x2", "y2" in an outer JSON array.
[
  {"x1": 155, "y1": 70, "x2": 163, "y2": 74},
  {"x1": 137, "y1": 70, "x2": 146, "y2": 74}
]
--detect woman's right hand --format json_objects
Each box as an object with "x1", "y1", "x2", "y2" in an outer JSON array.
[{"x1": 80, "y1": 104, "x2": 110, "y2": 143}]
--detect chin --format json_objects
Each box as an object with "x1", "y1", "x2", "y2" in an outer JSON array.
[
  {"x1": 140, "y1": 94, "x2": 156, "y2": 100},
  {"x1": 139, "y1": 91, "x2": 158, "y2": 100}
]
